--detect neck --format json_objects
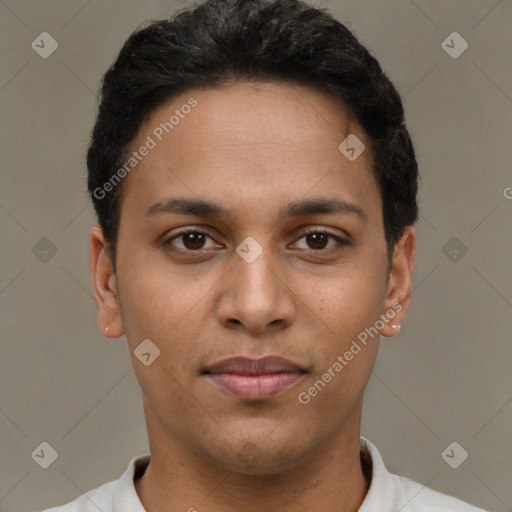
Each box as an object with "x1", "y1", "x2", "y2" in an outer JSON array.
[{"x1": 135, "y1": 403, "x2": 370, "y2": 512}]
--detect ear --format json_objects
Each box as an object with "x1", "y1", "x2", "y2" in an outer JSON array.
[
  {"x1": 89, "y1": 225, "x2": 125, "y2": 338},
  {"x1": 380, "y1": 226, "x2": 416, "y2": 337}
]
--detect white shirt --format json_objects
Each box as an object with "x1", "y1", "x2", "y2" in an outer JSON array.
[{"x1": 40, "y1": 437, "x2": 489, "y2": 511}]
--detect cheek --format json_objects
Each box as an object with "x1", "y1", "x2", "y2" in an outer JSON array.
[
  {"x1": 117, "y1": 274, "x2": 168, "y2": 342},
  {"x1": 297, "y1": 352, "x2": 377, "y2": 426},
  {"x1": 118, "y1": 273, "x2": 201, "y2": 410},
  {"x1": 303, "y1": 259, "x2": 388, "y2": 338},
  {"x1": 117, "y1": 255, "x2": 199, "y2": 339},
  {"x1": 117, "y1": 265, "x2": 213, "y2": 380},
  {"x1": 296, "y1": 275, "x2": 383, "y2": 415},
  {"x1": 295, "y1": 257, "x2": 386, "y2": 398}
]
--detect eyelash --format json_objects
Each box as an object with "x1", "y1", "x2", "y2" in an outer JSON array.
[{"x1": 163, "y1": 226, "x2": 350, "y2": 254}]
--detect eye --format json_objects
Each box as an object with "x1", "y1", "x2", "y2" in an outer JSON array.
[
  {"x1": 163, "y1": 227, "x2": 350, "y2": 254},
  {"x1": 164, "y1": 228, "x2": 221, "y2": 252},
  {"x1": 292, "y1": 228, "x2": 349, "y2": 252}
]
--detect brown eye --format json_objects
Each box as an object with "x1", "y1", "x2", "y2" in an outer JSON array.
[
  {"x1": 165, "y1": 229, "x2": 219, "y2": 252},
  {"x1": 305, "y1": 233, "x2": 330, "y2": 250},
  {"x1": 180, "y1": 232, "x2": 207, "y2": 250},
  {"x1": 293, "y1": 229, "x2": 348, "y2": 252}
]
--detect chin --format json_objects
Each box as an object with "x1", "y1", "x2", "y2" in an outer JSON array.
[{"x1": 204, "y1": 433, "x2": 313, "y2": 476}]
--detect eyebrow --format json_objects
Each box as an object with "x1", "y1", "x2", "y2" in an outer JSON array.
[{"x1": 145, "y1": 197, "x2": 367, "y2": 222}]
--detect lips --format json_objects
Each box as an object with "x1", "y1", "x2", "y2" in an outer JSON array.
[
  {"x1": 205, "y1": 356, "x2": 306, "y2": 375},
  {"x1": 203, "y1": 356, "x2": 307, "y2": 400}
]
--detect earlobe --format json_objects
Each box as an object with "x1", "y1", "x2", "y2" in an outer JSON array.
[
  {"x1": 89, "y1": 226, "x2": 125, "y2": 338},
  {"x1": 380, "y1": 226, "x2": 416, "y2": 338},
  {"x1": 381, "y1": 323, "x2": 401, "y2": 339}
]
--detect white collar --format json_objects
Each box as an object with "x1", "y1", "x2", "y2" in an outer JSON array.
[{"x1": 358, "y1": 436, "x2": 404, "y2": 511}]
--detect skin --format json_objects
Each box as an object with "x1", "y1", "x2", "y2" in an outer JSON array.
[{"x1": 90, "y1": 80, "x2": 415, "y2": 512}]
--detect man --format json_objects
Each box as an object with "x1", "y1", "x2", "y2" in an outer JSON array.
[{"x1": 42, "y1": 0, "x2": 489, "y2": 510}]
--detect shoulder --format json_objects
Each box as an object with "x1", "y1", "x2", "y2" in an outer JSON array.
[
  {"x1": 37, "y1": 480, "x2": 116, "y2": 512},
  {"x1": 36, "y1": 453, "x2": 149, "y2": 512},
  {"x1": 394, "y1": 474, "x2": 490, "y2": 512},
  {"x1": 359, "y1": 437, "x2": 490, "y2": 512}
]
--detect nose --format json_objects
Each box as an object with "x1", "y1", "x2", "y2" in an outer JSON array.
[{"x1": 217, "y1": 243, "x2": 296, "y2": 334}]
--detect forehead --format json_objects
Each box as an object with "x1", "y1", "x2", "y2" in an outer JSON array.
[{"x1": 119, "y1": 80, "x2": 381, "y2": 225}]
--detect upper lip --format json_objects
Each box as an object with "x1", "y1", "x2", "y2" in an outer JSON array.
[{"x1": 204, "y1": 356, "x2": 306, "y2": 375}]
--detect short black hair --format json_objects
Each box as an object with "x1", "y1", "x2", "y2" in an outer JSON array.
[{"x1": 87, "y1": 0, "x2": 419, "y2": 270}]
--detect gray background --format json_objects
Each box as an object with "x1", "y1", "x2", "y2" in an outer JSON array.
[{"x1": 1, "y1": 0, "x2": 511, "y2": 511}]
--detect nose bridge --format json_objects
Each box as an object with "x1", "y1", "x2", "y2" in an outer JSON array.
[
  {"x1": 235, "y1": 237, "x2": 281, "y2": 307},
  {"x1": 219, "y1": 235, "x2": 295, "y2": 332}
]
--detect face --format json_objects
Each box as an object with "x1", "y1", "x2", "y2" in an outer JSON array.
[{"x1": 90, "y1": 80, "x2": 415, "y2": 475}]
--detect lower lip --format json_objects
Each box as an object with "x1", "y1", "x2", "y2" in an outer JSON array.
[{"x1": 206, "y1": 372, "x2": 305, "y2": 400}]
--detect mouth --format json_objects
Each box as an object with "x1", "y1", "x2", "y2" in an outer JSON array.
[{"x1": 203, "y1": 356, "x2": 307, "y2": 400}]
